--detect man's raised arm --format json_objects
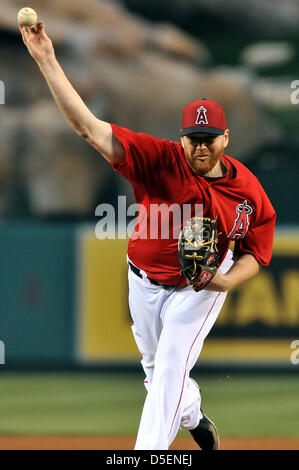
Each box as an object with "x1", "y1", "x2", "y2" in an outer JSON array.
[{"x1": 19, "y1": 21, "x2": 125, "y2": 165}]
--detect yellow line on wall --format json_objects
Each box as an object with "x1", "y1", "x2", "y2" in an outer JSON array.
[{"x1": 201, "y1": 338, "x2": 294, "y2": 363}]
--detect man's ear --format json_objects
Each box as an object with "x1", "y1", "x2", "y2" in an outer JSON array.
[{"x1": 223, "y1": 129, "x2": 229, "y2": 149}]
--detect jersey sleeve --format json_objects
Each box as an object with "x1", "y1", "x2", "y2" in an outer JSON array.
[
  {"x1": 109, "y1": 123, "x2": 172, "y2": 185},
  {"x1": 234, "y1": 186, "x2": 276, "y2": 266}
]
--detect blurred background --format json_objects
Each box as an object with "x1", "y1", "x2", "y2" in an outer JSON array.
[{"x1": 0, "y1": 0, "x2": 298, "y2": 450}]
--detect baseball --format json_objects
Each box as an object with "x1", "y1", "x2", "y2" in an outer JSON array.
[{"x1": 17, "y1": 7, "x2": 38, "y2": 26}]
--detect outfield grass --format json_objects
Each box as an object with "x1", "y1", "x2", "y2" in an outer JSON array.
[{"x1": 0, "y1": 372, "x2": 298, "y2": 437}]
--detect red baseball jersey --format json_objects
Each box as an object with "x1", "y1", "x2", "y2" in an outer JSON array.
[{"x1": 109, "y1": 124, "x2": 276, "y2": 286}]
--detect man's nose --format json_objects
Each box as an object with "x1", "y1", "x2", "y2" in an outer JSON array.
[{"x1": 197, "y1": 140, "x2": 208, "y2": 148}]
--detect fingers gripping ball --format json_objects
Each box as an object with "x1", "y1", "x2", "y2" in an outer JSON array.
[
  {"x1": 178, "y1": 217, "x2": 219, "y2": 291},
  {"x1": 17, "y1": 7, "x2": 38, "y2": 26}
]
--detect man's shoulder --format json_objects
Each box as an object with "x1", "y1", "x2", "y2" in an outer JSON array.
[
  {"x1": 165, "y1": 139, "x2": 183, "y2": 152},
  {"x1": 223, "y1": 154, "x2": 261, "y2": 183},
  {"x1": 223, "y1": 154, "x2": 274, "y2": 211},
  {"x1": 117, "y1": 125, "x2": 181, "y2": 151}
]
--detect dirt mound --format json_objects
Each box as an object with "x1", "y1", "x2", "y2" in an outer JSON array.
[{"x1": 0, "y1": 435, "x2": 298, "y2": 450}]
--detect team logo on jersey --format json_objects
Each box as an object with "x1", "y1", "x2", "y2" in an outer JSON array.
[
  {"x1": 228, "y1": 200, "x2": 253, "y2": 239},
  {"x1": 195, "y1": 106, "x2": 208, "y2": 125}
]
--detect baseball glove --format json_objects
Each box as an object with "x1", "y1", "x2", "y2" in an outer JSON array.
[{"x1": 178, "y1": 216, "x2": 219, "y2": 291}]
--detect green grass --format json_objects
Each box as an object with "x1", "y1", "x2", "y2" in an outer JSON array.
[
  {"x1": 0, "y1": 372, "x2": 298, "y2": 437},
  {"x1": 196, "y1": 374, "x2": 299, "y2": 438}
]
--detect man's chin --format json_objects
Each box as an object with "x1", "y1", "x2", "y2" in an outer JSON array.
[{"x1": 192, "y1": 162, "x2": 212, "y2": 175}]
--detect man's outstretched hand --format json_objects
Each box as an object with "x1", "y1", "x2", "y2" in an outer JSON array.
[{"x1": 19, "y1": 21, "x2": 55, "y2": 65}]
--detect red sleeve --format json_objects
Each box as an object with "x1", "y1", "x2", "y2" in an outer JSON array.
[
  {"x1": 109, "y1": 123, "x2": 171, "y2": 185},
  {"x1": 234, "y1": 186, "x2": 276, "y2": 266}
]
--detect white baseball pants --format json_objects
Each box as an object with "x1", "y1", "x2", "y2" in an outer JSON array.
[{"x1": 128, "y1": 250, "x2": 234, "y2": 450}]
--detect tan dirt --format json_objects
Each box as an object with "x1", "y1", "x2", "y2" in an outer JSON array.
[{"x1": 0, "y1": 435, "x2": 298, "y2": 450}]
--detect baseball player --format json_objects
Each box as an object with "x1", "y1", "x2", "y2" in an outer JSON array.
[{"x1": 20, "y1": 22, "x2": 276, "y2": 450}]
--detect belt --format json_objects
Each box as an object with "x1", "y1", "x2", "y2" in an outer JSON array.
[{"x1": 128, "y1": 262, "x2": 174, "y2": 289}]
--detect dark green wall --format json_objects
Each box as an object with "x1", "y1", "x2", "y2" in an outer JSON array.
[{"x1": 0, "y1": 222, "x2": 76, "y2": 366}]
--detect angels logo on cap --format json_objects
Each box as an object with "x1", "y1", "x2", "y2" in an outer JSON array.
[
  {"x1": 196, "y1": 106, "x2": 208, "y2": 125},
  {"x1": 180, "y1": 99, "x2": 226, "y2": 136}
]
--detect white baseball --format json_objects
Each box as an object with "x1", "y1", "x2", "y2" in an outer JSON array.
[{"x1": 17, "y1": 7, "x2": 38, "y2": 27}]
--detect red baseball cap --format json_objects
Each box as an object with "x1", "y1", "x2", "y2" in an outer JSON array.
[{"x1": 180, "y1": 99, "x2": 226, "y2": 136}]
